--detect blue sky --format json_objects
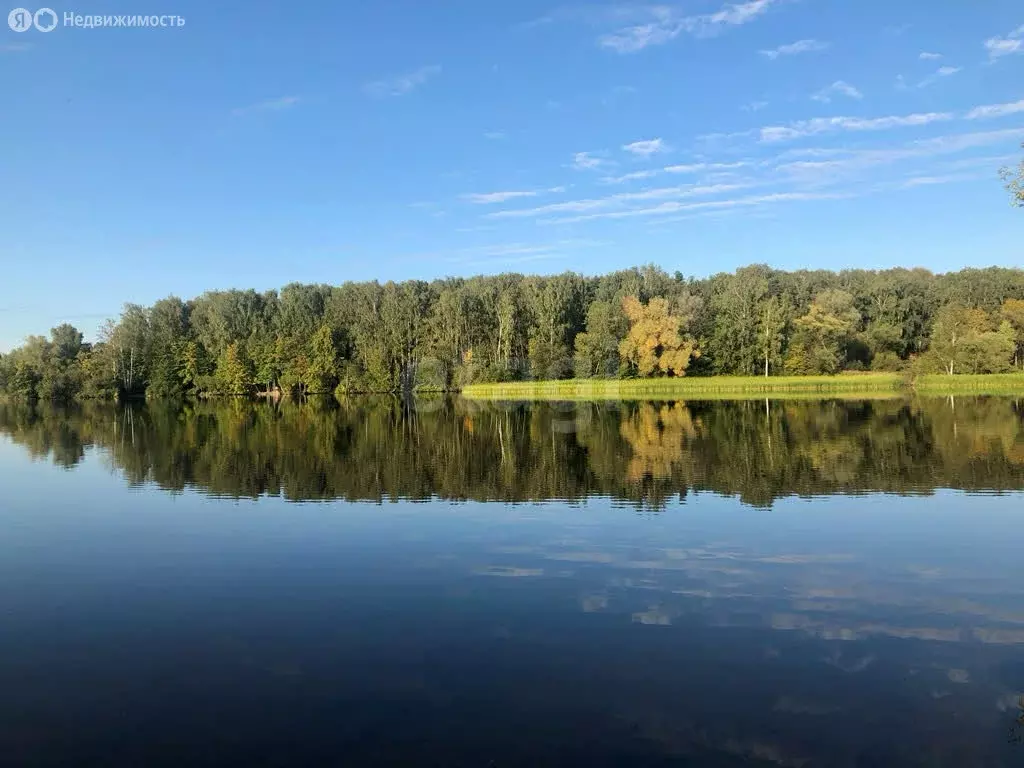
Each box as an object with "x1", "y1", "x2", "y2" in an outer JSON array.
[{"x1": 1, "y1": 0, "x2": 1023, "y2": 350}]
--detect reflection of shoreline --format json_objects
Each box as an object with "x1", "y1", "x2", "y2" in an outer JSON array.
[{"x1": 0, "y1": 396, "x2": 1022, "y2": 506}]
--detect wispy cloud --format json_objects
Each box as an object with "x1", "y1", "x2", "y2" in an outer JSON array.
[
  {"x1": 571, "y1": 151, "x2": 609, "y2": 170},
  {"x1": 600, "y1": 169, "x2": 660, "y2": 184},
  {"x1": 984, "y1": 24, "x2": 1024, "y2": 60},
  {"x1": 0, "y1": 42, "x2": 32, "y2": 52},
  {"x1": 598, "y1": 0, "x2": 780, "y2": 53},
  {"x1": 483, "y1": 131, "x2": 507, "y2": 140},
  {"x1": 810, "y1": 81, "x2": 863, "y2": 103},
  {"x1": 666, "y1": 161, "x2": 751, "y2": 174},
  {"x1": 623, "y1": 138, "x2": 667, "y2": 156},
  {"x1": 898, "y1": 172, "x2": 989, "y2": 189},
  {"x1": 964, "y1": 98, "x2": 1024, "y2": 120},
  {"x1": 446, "y1": 239, "x2": 602, "y2": 268},
  {"x1": 916, "y1": 66, "x2": 961, "y2": 88},
  {"x1": 600, "y1": 161, "x2": 751, "y2": 185},
  {"x1": 546, "y1": 191, "x2": 847, "y2": 225},
  {"x1": 742, "y1": 100, "x2": 769, "y2": 112},
  {"x1": 461, "y1": 186, "x2": 565, "y2": 204},
  {"x1": 364, "y1": 65, "x2": 441, "y2": 97},
  {"x1": 770, "y1": 128, "x2": 1024, "y2": 179},
  {"x1": 919, "y1": 51, "x2": 942, "y2": 60},
  {"x1": 486, "y1": 182, "x2": 753, "y2": 220},
  {"x1": 231, "y1": 96, "x2": 300, "y2": 116},
  {"x1": 760, "y1": 111, "x2": 954, "y2": 142},
  {"x1": 760, "y1": 39, "x2": 829, "y2": 60}
]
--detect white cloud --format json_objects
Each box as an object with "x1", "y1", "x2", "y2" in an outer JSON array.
[
  {"x1": 984, "y1": 24, "x2": 1024, "y2": 60},
  {"x1": 914, "y1": 126, "x2": 1024, "y2": 152},
  {"x1": 742, "y1": 100, "x2": 769, "y2": 112},
  {"x1": 364, "y1": 65, "x2": 441, "y2": 97},
  {"x1": 486, "y1": 182, "x2": 752, "y2": 219},
  {"x1": 231, "y1": 96, "x2": 300, "y2": 116},
  {"x1": 770, "y1": 128, "x2": 1024, "y2": 179},
  {"x1": 665, "y1": 161, "x2": 750, "y2": 174},
  {"x1": 600, "y1": 169, "x2": 660, "y2": 184},
  {"x1": 760, "y1": 39, "x2": 829, "y2": 60},
  {"x1": 461, "y1": 187, "x2": 565, "y2": 204},
  {"x1": 899, "y1": 172, "x2": 987, "y2": 188},
  {"x1": 919, "y1": 51, "x2": 942, "y2": 60},
  {"x1": 572, "y1": 152, "x2": 608, "y2": 170},
  {"x1": 483, "y1": 131, "x2": 506, "y2": 140},
  {"x1": 623, "y1": 138, "x2": 667, "y2": 156},
  {"x1": 546, "y1": 191, "x2": 846, "y2": 225},
  {"x1": 811, "y1": 81, "x2": 863, "y2": 103},
  {"x1": 598, "y1": 0, "x2": 779, "y2": 53},
  {"x1": 599, "y1": 161, "x2": 750, "y2": 185},
  {"x1": 917, "y1": 66, "x2": 961, "y2": 88},
  {"x1": 0, "y1": 42, "x2": 32, "y2": 52},
  {"x1": 760, "y1": 111, "x2": 954, "y2": 142},
  {"x1": 964, "y1": 98, "x2": 1024, "y2": 120}
]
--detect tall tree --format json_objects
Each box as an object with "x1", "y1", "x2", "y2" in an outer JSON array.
[
  {"x1": 1001, "y1": 298, "x2": 1024, "y2": 369},
  {"x1": 926, "y1": 305, "x2": 991, "y2": 375},
  {"x1": 574, "y1": 300, "x2": 628, "y2": 377},
  {"x1": 785, "y1": 290, "x2": 860, "y2": 374},
  {"x1": 1001, "y1": 145, "x2": 1024, "y2": 207},
  {"x1": 619, "y1": 296, "x2": 699, "y2": 377},
  {"x1": 215, "y1": 343, "x2": 255, "y2": 394},
  {"x1": 709, "y1": 265, "x2": 772, "y2": 375},
  {"x1": 306, "y1": 324, "x2": 340, "y2": 393}
]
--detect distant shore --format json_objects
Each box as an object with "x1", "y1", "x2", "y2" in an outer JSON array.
[{"x1": 460, "y1": 373, "x2": 1024, "y2": 400}]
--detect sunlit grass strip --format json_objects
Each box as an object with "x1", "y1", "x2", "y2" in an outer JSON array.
[
  {"x1": 914, "y1": 373, "x2": 1024, "y2": 394},
  {"x1": 460, "y1": 374, "x2": 907, "y2": 401}
]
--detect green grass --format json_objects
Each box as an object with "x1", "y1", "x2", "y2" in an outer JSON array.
[
  {"x1": 460, "y1": 372, "x2": 1024, "y2": 401},
  {"x1": 913, "y1": 373, "x2": 1024, "y2": 395},
  {"x1": 460, "y1": 373, "x2": 907, "y2": 401}
]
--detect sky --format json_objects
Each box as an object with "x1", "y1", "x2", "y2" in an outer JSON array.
[{"x1": 1, "y1": 0, "x2": 1023, "y2": 350}]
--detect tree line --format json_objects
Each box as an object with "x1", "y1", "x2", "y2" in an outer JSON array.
[
  {"x1": 1, "y1": 396, "x2": 1021, "y2": 507},
  {"x1": 2, "y1": 264, "x2": 1024, "y2": 401}
]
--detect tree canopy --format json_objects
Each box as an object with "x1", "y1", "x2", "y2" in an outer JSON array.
[{"x1": 3, "y1": 264, "x2": 1024, "y2": 402}]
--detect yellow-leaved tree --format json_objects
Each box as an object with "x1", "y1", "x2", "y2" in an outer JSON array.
[{"x1": 618, "y1": 296, "x2": 700, "y2": 377}]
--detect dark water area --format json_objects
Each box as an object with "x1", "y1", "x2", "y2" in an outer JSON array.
[{"x1": 0, "y1": 396, "x2": 1022, "y2": 766}]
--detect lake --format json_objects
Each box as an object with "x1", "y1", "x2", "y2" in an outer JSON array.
[{"x1": 1, "y1": 396, "x2": 1022, "y2": 766}]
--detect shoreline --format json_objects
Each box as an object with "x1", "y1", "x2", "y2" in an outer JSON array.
[{"x1": 459, "y1": 373, "x2": 1024, "y2": 401}]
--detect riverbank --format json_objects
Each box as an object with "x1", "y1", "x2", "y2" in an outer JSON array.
[{"x1": 459, "y1": 373, "x2": 1024, "y2": 400}]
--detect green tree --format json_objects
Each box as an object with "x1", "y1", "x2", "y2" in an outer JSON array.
[
  {"x1": 926, "y1": 305, "x2": 991, "y2": 375},
  {"x1": 574, "y1": 300, "x2": 628, "y2": 377},
  {"x1": 709, "y1": 265, "x2": 772, "y2": 375},
  {"x1": 757, "y1": 295, "x2": 789, "y2": 377},
  {"x1": 1000, "y1": 298, "x2": 1024, "y2": 368},
  {"x1": 176, "y1": 340, "x2": 212, "y2": 392},
  {"x1": 306, "y1": 324, "x2": 339, "y2": 393},
  {"x1": 215, "y1": 343, "x2": 254, "y2": 394},
  {"x1": 785, "y1": 290, "x2": 860, "y2": 374}
]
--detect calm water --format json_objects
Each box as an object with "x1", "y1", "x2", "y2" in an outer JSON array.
[{"x1": 1, "y1": 396, "x2": 1023, "y2": 766}]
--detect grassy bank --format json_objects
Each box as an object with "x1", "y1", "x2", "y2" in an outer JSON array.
[
  {"x1": 460, "y1": 374, "x2": 905, "y2": 401},
  {"x1": 913, "y1": 373, "x2": 1024, "y2": 395},
  {"x1": 460, "y1": 373, "x2": 1024, "y2": 401}
]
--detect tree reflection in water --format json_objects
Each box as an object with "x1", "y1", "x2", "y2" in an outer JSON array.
[{"x1": 0, "y1": 395, "x2": 1021, "y2": 507}]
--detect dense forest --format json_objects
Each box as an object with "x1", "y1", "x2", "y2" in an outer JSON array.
[
  {"x1": 1, "y1": 397, "x2": 1022, "y2": 507},
  {"x1": 2, "y1": 264, "x2": 1024, "y2": 401}
]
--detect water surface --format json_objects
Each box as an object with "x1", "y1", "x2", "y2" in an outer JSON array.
[{"x1": 1, "y1": 397, "x2": 1022, "y2": 766}]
